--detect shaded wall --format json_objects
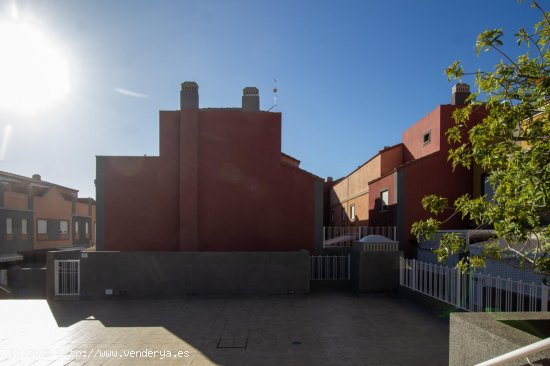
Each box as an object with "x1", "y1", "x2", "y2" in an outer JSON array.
[
  {"x1": 98, "y1": 109, "x2": 321, "y2": 252},
  {"x1": 97, "y1": 156, "x2": 180, "y2": 251},
  {"x1": 47, "y1": 251, "x2": 310, "y2": 298}
]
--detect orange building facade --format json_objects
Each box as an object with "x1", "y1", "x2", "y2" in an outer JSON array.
[{"x1": 0, "y1": 171, "x2": 96, "y2": 264}]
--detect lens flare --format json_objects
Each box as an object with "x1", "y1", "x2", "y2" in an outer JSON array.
[{"x1": 0, "y1": 22, "x2": 70, "y2": 114}]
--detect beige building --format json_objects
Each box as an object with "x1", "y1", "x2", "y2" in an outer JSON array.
[{"x1": 329, "y1": 144, "x2": 403, "y2": 226}]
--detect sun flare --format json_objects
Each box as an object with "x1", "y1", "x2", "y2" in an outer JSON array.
[{"x1": 0, "y1": 22, "x2": 70, "y2": 114}]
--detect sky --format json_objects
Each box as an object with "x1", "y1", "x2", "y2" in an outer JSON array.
[{"x1": 0, "y1": 0, "x2": 545, "y2": 198}]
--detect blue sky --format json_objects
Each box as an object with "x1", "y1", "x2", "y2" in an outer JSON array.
[{"x1": 0, "y1": 0, "x2": 544, "y2": 198}]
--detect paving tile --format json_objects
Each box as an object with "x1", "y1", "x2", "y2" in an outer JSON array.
[{"x1": 0, "y1": 293, "x2": 449, "y2": 365}]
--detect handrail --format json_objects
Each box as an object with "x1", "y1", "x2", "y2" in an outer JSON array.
[{"x1": 475, "y1": 337, "x2": 550, "y2": 366}]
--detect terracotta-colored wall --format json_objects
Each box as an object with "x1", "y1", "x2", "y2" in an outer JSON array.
[
  {"x1": 347, "y1": 193, "x2": 369, "y2": 225},
  {"x1": 329, "y1": 154, "x2": 382, "y2": 219},
  {"x1": 100, "y1": 109, "x2": 319, "y2": 252},
  {"x1": 75, "y1": 201, "x2": 89, "y2": 217},
  {"x1": 101, "y1": 156, "x2": 180, "y2": 251},
  {"x1": 402, "y1": 106, "x2": 442, "y2": 162},
  {"x1": 348, "y1": 155, "x2": 380, "y2": 199},
  {"x1": 331, "y1": 178, "x2": 348, "y2": 209},
  {"x1": 4, "y1": 191, "x2": 27, "y2": 210},
  {"x1": 380, "y1": 145, "x2": 403, "y2": 176},
  {"x1": 33, "y1": 188, "x2": 72, "y2": 250},
  {"x1": 368, "y1": 173, "x2": 396, "y2": 227},
  {"x1": 195, "y1": 110, "x2": 315, "y2": 251}
]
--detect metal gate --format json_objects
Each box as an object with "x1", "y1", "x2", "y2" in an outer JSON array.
[
  {"x1": 310, "y1": 255, "x2": 350, "y2": 280},
  {"x1": 54, "y1": 260, "x2": 80, "y2": 296}
]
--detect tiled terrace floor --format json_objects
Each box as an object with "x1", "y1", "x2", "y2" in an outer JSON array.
[{"x1": 0, "y1": 292, "x2": 449, "y2": 365}]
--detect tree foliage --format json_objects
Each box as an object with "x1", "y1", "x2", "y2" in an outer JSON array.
[{"x1": 412, "y1": 1, "x2": 550, "y2": 274}]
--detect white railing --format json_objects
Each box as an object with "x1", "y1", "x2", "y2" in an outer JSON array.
[
  {"x1": 476, "y1": 337, "x2": 550, "y2": 366},
  {"x1": 54, "y1": 260, "x2": 80, "y2": 296},
  {"x1": 311, "y1": 255, "x2": 350, "y2": 280},
  {"x1": 323, "y1": 226, "x2": 396, "y2": 247},
  {"x1": 361, "y1": 243, "x2": 399, "y2": 252},
  {"x1": 400, "y1": 258, "x2": 549, "y2": 312}
]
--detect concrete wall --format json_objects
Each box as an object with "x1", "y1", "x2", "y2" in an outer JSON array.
[
  {"x1": 450, "y1": 312, "x2": 550, "y2": 366},
  {"x1": 352, "y1": 249, "x2": 402, "y2": 293},
  {"x1": 8, "y1": 266, "x2": 46, "y2": 298},
  {"x1": 54, "y1": 250, "x2": 310, "y2": 298}
]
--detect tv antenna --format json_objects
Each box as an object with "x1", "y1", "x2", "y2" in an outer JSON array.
[{"x1": 267, "y1": 78, "x2": 277, "y2": 112}]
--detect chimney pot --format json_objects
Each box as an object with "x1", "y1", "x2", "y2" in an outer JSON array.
[
  {"x1": 451, "y1": 83, "x2": 471, "y2": 105},
  {"x1": 180, "y1": 81, "x2": 199, "y2": 109},
  {"x1": 242, "y1": 87, "x2": 260, "y2": 111},
  {"x1": 32, "y1": 174, "x2": 41, "y2": 181}
]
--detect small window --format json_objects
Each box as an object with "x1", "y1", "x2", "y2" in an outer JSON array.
[
  {"x1": 60, "y1": 220, "x2": 69, "y2": 239},
  {"x1": 21, "y1": 218, "x2": 27, "y2": 235},
  {"x1": 350, "y1": 204, "x2": 356, "y2": 221},
  {"x1": 85, "y1": 222, "x2": 89, "y2": 239},
  {"x1": 481, "y1": 173, "x2": 495, "y2": 201},
  {"x1": 330, "y1": 210, "x2": 334, "y2": 225},
  {"x1": 341, "y1": 207, "x2": 346, "y2": 221},
  {"x1": 423, "y1": 131, "x2": 431, "y2": 145},
  {"x1": 37, "y1": 219, "x2": 47, "y2": 240},
  {"x1": 380, "y1": 190, "x2": 389, "y2": 212},
  {"x1": 6, "y1": 218, "x2": 12, "y2": 235},
  {"x1": 37, "y1": 219, "x2": 47, "y2": 234},
  {"x1": 75, "y1": 221, "x2": 79, "y2": 240}
]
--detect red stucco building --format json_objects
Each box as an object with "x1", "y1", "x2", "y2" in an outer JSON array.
[
  {"x1": 328, "y1": 84, "x2": 487, "y2": 256},
  {"x1": 96, "y1": 83, "x2": 323, "y2": 252}
]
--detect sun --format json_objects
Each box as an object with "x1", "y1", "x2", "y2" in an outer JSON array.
[{"x1": 0, "y1": 21, "x2": 70, "y2": 114}]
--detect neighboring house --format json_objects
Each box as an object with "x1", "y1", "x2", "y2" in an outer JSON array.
[
  {"x1": 327, "y1": 84, "x2": 488, "y2": 257},
  {"x1": 0, "y1": 171, "x2": 96, "y2": 265},
  {"x1": 96, "y1": 82, "x2": 324, "y2": 252}
]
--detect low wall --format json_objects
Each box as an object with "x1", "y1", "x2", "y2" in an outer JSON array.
[
  {"x1": 7, "y1": 266, "x2": 46, "y2": 298},
  {"x1": 75, "y1": 251, "x2": 309, "y2": 299},
  {"x1": 450, "y1": 312, "x2": 550, "y2": 366},
  {"x1": 352, "y1": 250, "x2": 402, "y2": 293}
]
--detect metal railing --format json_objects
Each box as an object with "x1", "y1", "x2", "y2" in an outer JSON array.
[
  {"x1": 54, "y1": 259, "x2": 80, "y2": 296},
  {"x1": 400, "y1": 258, "x2": 549, "y2": 312},
  {"x1": 361, "y1": 243, "x2": 399, "y2": 251},
  {"x1": 310, "y1": 255, "x2": 350, "y2": 280},
  {"x1": 475, "y1": 337, "x2": 550, "y2": 366},
  {"x1": 323, "y1": 226, "x2": 396, "y2": 247}
]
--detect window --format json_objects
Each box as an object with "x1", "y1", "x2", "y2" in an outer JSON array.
[
  {"x1": 330, "y1": 210, "x2": 334, "y2": 225},
  {"x1": 75, "y1": 221, "x2": 79, "y2": 239},
  {"x1": 350, "y1": 204, "x2": 356, "y2": 221},
  {"x1": 341, "y1": 207, "x2": 346, "y2": 221},
  {"x1": 481, "y1": 173, "x2": 495, "y2": 201},
  {"x1": 423, "y1": 131, "x2": 431, "y2": 145},
  {"x1": 6, "y1": 218, "x2": 13, "y2": 239},
  {"x1": 37, "y1": 219, "x2": 47, "y2": 240},
  {"x1": 6, "y1": 218, "x2": 12, "y2": 234},
  {"x1": 380, "y1": 190, "x2": 389, "y2": 212},
  {"x1": 37, "y1": 219, "x2": 47, "y2": 234},
  {"x1": 60, "y1": 220, "x2": 69, "y2": 239},
  {"x1": 21, "y1": 218, "x2": 28, "y2": 240},
  {"x1": 85, "y1": 222, "x2": 89, "y2": 239}
]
